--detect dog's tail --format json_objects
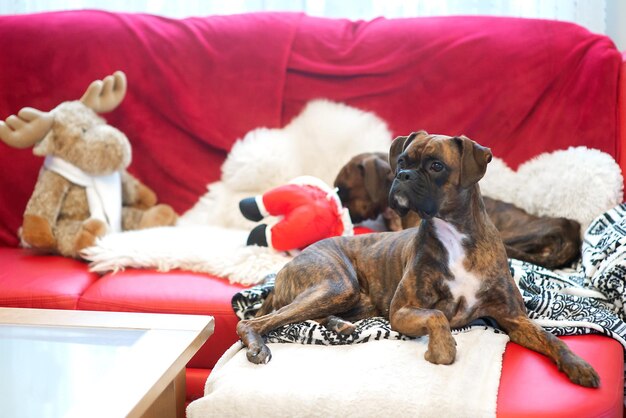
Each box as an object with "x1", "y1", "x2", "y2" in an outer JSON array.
[{"x1": 255, "y1": 291, "x2": 275, "y2": 317}]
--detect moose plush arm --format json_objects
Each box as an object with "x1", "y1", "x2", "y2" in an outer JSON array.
[
  {"x1": 121, "y1": 171, "x2": 157, "y2": 210},
  {"x1": 120, "y1": 170, "x2": 176, "y2": 230}
]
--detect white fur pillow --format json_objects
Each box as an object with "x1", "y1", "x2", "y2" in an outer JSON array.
[
  {"x1": 480, "y1": 146, "x2": 623, "y2": 232},
  {"x1": 181, "y1": 99, "x2": 392, "y2": 228}
]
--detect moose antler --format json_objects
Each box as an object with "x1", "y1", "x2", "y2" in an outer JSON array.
[
  {"x1": 0, "y1": 107, "x2": 54, "y2": 148},
  {"x1": 0, "y1": 71, "x2": 127, "y2": 148},
  {"x1": 80, "y1": 70, "x2": 127, "y2": 113}
]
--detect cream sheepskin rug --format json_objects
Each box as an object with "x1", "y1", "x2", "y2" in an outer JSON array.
[
  {"x1": 83, "y1": 99, "x2": 623, "y2": 285},
  {"x1": 83, "y1": 225, "x2": 284, "y2": 286}
]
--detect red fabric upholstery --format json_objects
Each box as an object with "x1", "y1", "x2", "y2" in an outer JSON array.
[
  {"x1": 0, "y1": 12, "x2": 621, "y2": 247},
  {"x1": 282, "y1": 16, "x2": 621, "y2": 169},
  {"x1": 77, "y1": 269, "x2": 245, "y2": 369},
  {"x1": 0, "y1": 11, "x2": 300, "y2": 247},
  {"x1": 498, "y1": 335, "x2": 624, "y2": 417},
  {"x1": 0, "y1": 248, "x2": 98, "y2": 309}
]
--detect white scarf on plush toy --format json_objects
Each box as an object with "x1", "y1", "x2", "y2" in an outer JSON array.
[{"x1": 44, "y1": 155, "x2": 122, "y2": 233}]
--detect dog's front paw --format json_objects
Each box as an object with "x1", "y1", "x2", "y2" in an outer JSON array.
[
  {"x1": 424, "y1": 333, "x2": 456, "y2": 365},
  {"x1": 246, "y1": 343, "x2": 272, "y2": 365},
  {"x1": 559, "y1": 354, "x2": 600, "y2": 388}
]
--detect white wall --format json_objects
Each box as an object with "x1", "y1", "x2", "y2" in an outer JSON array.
[
  {"x1": 1, "y1": 1, "x2": 624, "y2": 51},
  {"x1": 606, "y1": 0, "x2": 626, "y2": 51}
]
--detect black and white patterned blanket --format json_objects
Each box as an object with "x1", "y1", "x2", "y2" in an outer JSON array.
[
  {"x1": 233, "y1": 204, "x2": 626, "y2": 351},
  {"x1": 233, "y1": 274, "x2": 506, "y2": 344}
]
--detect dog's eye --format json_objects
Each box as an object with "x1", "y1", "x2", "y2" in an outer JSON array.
[
  {"x1": 397, "y1": 157, "x2": 406, "y2": 169},
  {"x1": 357, "y1": 163, "x2": 365, "y2": 175},
  {"x1": 430, "y1": 161, "x2": 444, "y2": 172}
]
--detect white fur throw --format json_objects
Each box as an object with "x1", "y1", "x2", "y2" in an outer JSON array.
[
  {"x1": 481, "y1": 147, "x2": 623, "y2": 232},
  {"x1": 82, "y1": 225, "x2": 290, "y2": 286},
  {"x1": 83, "y1": 99, "x2": 623, "y2": 284},
  {"x1": 180, "y1": 99, "x2": 392, "y2": 229},
  {"x1": 186, "y1": 327, "x2": 509, "y2": 418}
]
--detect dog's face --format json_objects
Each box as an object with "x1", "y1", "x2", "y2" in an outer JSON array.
[
  {"x1": 334, "y1": 152, "x2": 393, "y2": 223},
  {"x1": 388, "y1": 131, "x2": 492, "y2": 219}
]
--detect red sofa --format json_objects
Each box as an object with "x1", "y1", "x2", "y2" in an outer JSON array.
[{"x1": 0, "y1": 11, "x2": 624, "y2": 416}]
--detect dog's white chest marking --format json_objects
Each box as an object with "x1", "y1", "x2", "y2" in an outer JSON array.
[{"x1": 433, "y1": 218, "x2": 481, "y2": 309}]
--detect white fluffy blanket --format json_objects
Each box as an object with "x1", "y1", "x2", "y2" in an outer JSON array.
[
  {"x1": 82, "y1": 99, "x2": 623, "y2": 284},
  {"x1": 180, "y1": 99, "x2": 392, "y2": 229},
  {"x1": 82, "y1": 226, "x2": 287, "y2": 285},
  {"x1": 186, "y1": 327, "x2": 509, "y2": 418}
]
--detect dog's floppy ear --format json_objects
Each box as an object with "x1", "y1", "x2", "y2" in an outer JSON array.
[
  {"x1": 389, "y1": 130, "x2": 428, "y2": 173},
  {"x1": 453, "y1": 135, "x2": 492, "y2": 188},
  {"x1": 361, "y1": 153, "x2": 393, "y2": 204}
]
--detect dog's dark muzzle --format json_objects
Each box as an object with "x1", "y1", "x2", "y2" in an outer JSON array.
[{"x1": 389, "y1": 169, "x2": 437, "y2": 219}]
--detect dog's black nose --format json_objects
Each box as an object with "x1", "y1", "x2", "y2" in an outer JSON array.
[{"x1": 396, "y1": 170, "x2": 418, "y2": 181}]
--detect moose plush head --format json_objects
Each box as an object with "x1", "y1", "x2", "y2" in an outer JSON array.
[{"x1": 0, "y1": 71, "x2": 177, "y2": 258}]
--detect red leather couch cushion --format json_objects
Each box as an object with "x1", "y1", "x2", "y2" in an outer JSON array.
[
  {"x1": 77, "y1": 269, "x2": 245, "y2": 369},
  {"x1": 498, "y1": 335, "x2": 623, "y2": 417},
  {"x1": 186, "y1": 368, "x2": 212, "y2": 403},
  {"x1": 0, "y1": 248, "x2": 98, "y2": 309}
]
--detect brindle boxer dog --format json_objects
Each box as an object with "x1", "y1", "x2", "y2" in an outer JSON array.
[
  {"x1": 236, "y1": 131, "x2": 599, "y2": 388},
  {"x1": 334, "y1": 151, "x2": 581, "y2": 269}
]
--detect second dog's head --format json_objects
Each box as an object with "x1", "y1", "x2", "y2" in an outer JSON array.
[
  {"x1": 388, "y1": 131, "x2": 492, "y2": 219},
  {"x1": 334, "y1": 152, "x2": 393, "y2": 223}
]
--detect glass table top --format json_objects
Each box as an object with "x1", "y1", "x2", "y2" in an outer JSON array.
[
  {"x1": 0, "y1": 308, "x2": 214, "y2": 418},
  {"x1": 0, "y1": 325, "x2": 147, "y2": 418}
]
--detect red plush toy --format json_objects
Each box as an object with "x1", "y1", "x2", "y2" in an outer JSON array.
[{"x1": 239, "y1": 176, "x2": 353, "y2": 251}]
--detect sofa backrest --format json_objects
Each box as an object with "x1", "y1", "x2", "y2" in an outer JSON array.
[{"x1": 0, "y1": 11, "x2": 621, "y2": 247}]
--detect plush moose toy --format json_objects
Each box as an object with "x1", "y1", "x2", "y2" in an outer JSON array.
[
  {"x1": 239, "y1": 175, "x2": 353, "y2": 252},
  {"x1": 0, "y1": 71, "x2": 177, "y2": 258}
]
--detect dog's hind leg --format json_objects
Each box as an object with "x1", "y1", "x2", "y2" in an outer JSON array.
[
  {"x1": 494, "y1": 314, "x2": 600, "y2": 388},
  {"x1": 237, "y1": 282, "x2": 360, "y2": 364}
]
